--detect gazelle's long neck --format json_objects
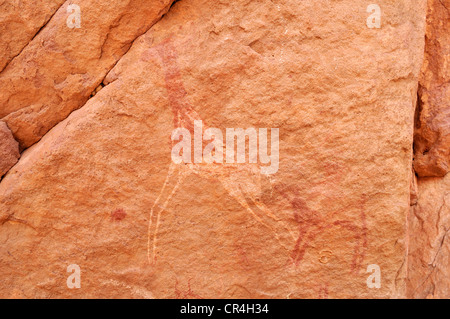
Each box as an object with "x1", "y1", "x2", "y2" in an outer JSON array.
[{"x1": 155, "y1": 39, "x2": 201, "y2": 132}]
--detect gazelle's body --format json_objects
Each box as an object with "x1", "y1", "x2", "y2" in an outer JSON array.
[
  {"x1": 147, "y1": 38, "x2": 366, "y2": 272},
  {"x1": 147, "y1": 39, "x2": 295, "y2": 264}
]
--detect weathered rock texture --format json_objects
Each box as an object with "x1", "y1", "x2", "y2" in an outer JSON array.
[
  {"x1": 0, "y1": 0, "x2": 65, "y2": 72},
  {"x1": 414, "y1": 0, "x2": 450, "y2": 177},
  {"x1": 407, "y1": 0, "x2": 450, "y2": 299},
  {"x1": 0, "y1": 121, "x2": 20, "y2": 177},
  {"x1": 0, "y1": 0, "x2": 444, "y2": 299},
  {"x1": 408, "y1": 174, "x2": 449, "y2": 298},
  {"x1": 0, "y1": 0, "x2": 174, "y2": 150}
]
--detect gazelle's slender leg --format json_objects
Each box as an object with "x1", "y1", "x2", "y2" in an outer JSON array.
[
  {"x1": 220, "y1": 179, "x2": 293, "y2": 252},
  {"x1": 147, "y1": 163, "x2": 185, "y2": 264},
  {"x1": 252, "y1": 199, "x2": 280, "y2": 221},
  {"x1": 251, "y1": 198, "x2": 296, "y2": 241}
]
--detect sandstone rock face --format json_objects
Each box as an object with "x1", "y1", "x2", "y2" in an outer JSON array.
[
  {"x1": 0, "y1": 121, "x2": 20, "y2": 178},
  {"x1": 0, "y1": 0, "x2": 65, "y2": 72},
  {"x1": 0, "y1": 0, "x2": 174, "y2": 150},
  {"x1": 414, "y1": 0, "x2": 450, "y2": 177},
  {"x1": 407, "y1": 0, "x2": 450, "y2": 299},
  {"x1": 0, "y1": 0, "x2": 428, "y2": 299},
  {"x1": 408, "y1": 174, "x2": 450, "y2": 298}
]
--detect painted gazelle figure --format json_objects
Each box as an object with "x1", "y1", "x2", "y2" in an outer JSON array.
[
  {"x1": 146, "y1": 38, "x2": 367, "y2": 271},
  {"x1": 146, "y1": 38, "x2": 296, "y2": 264}
]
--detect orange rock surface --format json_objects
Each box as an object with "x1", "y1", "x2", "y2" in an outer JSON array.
[
  {"x1": 0, "y1": 121, "x2": 19, "y2": 177},
  {"x1": 0, "y1": 0, "x2": 448, "y2": 299},
  {"x1": 0, "y1": 0, "x2": 174, "y2": 149},
  {"x1": 414, "y1": 0, "x2": 450, "y2": 177},
  {"x1": 0, "y1": 0, "x2": 66, "y2": 72},
  {"x1": 407, "y1": 0, "x2": 449, "y2": 299}
]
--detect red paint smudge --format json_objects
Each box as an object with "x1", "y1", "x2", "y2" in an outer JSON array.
[
  {"x1": 111, "y1": 208, "x2": 127, "y2": 221},
  {"x1": 318, "y1": 283, "x2": 329, "y2": 299},
  {"x1": 175, "y1": 278, "x2": 203, "y2": 299}
]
